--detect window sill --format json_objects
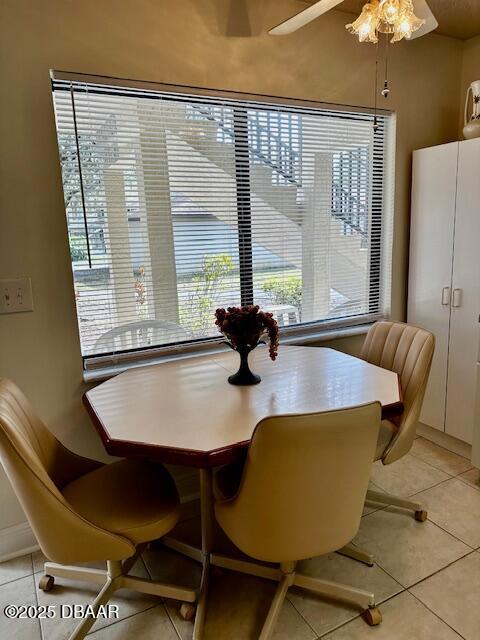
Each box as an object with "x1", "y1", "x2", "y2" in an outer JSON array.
[{"x1": 83, "y1": 323, "x2": 372, "y2": 384}]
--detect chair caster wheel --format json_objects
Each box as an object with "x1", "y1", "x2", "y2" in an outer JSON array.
[
  {"x1": 179, "y1": 603, "x2": 196, "y2": 622},
  {"x1": 415, "y1": 509, "x2": 428, "y2": 522},
  {"x1": 364, "y1": 606, "x2": 382, "y2": 626},
  {"x1": 39, "y1": 575, "x2": 55, "y2": 592}
]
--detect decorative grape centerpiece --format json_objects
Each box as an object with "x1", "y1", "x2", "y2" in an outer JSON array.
[{"x1": 215, "y1": 305, "x2": 279, "y2": 385}]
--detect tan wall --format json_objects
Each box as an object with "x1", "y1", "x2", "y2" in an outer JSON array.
[
  {"x1": 459, "y1": 35, "x2": 480, "y2": 135},
  {"x1": 0, "y1": 0, "x2": 464, "y2": 530}
]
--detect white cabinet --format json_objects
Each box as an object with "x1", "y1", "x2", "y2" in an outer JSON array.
[
  {"x1": 408, "y1": 142, "x2": 457, "y2": 432},
  {"x1": 408, "y1": 138, "x2": 480, "y2": 445}
]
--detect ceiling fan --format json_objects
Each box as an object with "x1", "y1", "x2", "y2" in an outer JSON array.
[{"x1": 269, "y1": 0, "x2": 439, "y2": 43}]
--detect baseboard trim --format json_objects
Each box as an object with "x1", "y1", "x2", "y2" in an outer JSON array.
[
  {"x1": 417, "y1": 423, "x2": 472, "y2": 460},
  {"x1": 0, "y1": 522, "x2": 39, "y2": 562}
]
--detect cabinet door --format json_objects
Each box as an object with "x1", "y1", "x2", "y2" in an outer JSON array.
[
  {"x1": 408, "y1": 143, "x2": 458, "y2": 431},
  {"x1": 446, "y1": 139, "x2": 480, "y2": 444},
  {"x1": 472, "y1": 364, "x2": 480, "y2": 468}
]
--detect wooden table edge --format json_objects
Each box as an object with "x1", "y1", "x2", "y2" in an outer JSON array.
[{"x1": 83, "y1": 373, "x2": 404, "y2": 469}]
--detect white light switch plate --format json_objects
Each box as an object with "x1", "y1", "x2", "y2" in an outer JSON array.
[{"x1": 0, "y1": 277, "x2": 34, "y2": 314}]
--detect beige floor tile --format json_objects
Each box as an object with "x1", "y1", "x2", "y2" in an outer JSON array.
[
  {"x1": 36, "y1": 559, "x2": 158, "y2": 640},
  {"x1": 87, "y1": 604, "x2": 178, "y2": 639},
  {"x1": 287, "y1": 552, "x2": 403, "y2": 637},
  {"x1": 0, "y1": 553, "x2": 33, "y2": 586},
  {"x1": 369, "y1": 455, "x2": 450, "y2": 497},
  {"x1": 143, "y1": 515, "x2": 204, "y2": 592},
  {"x1": 166, "y1": 570, "x2": 316, "y2": 640},
  {"x1": 323, "y1": 590, "x2": 462, "y2": 639},
  {"x1": 164, "y1": 599, "x2": 194, "y2": 640},
  {"x1": 410, "y1": 552, "x2": 480, "y2": 640},
  {"x1": 363, "y1": 481, "x2": 387, "y2": 516},
  {"x1": 0, "y1": 575, "x2": 42, "y2": 640},
  {"x1": 415, "y1": 478, "x2": 480, "y2": 548},
  {"x1": 32, "y1": 550, "x2": 48, "y2": 574},
  {"x1": 410, "y1": 437, "x2": 473, "y2": 476},
  {"x1": 142, "y1": 545, "x2": 201, "y2": 591},
  {"x1": 458, "y1": 467, "x2": 480, "y2": 492},
  {"x1": 353, "y1": 507, "x2": 470, "y2": 587}
]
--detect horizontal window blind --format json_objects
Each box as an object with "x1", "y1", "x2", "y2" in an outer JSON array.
[{"x1": 51, "y1": 73, "x2": 395, "y2": 367}]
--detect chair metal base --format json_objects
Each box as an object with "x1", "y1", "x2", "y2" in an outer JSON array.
[
  {"x1": 210, "y1": 555, "x2": 381, "y2": 640},
  {"x1": 160, "y1": 474, "x2": 409, "y2": 638},
  {"x1": 366, "y1": 489, "x2": 427, "y2": 521},
  {"x1": 40, "y1": 547, "x2": 196, "y2": 640},
  {"x1": 337, "y1": 542, "x2": 375, "y2": 567},
  {"x1": 338, "y1": 489, "x2": 428, "y2": 569},
  {"x1": 141, "y1": 538, "x2": 381, "y2": 639}
]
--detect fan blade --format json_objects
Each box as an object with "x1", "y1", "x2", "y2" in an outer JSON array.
[
  {"x1": 409, "y1": 0, "x2": 438, "y2": 39},
  {"x1": 269, "y1": 0, "x2": 345, "y2": 35}
]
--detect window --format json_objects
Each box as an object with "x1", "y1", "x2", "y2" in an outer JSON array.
[{"x1": 51, "y1": 72, "x2": 395, "y2": 369}]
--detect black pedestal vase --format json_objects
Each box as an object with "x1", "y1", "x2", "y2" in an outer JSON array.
[{"x1": 228, "y1": 345, "x2": 261, "y2": 386}]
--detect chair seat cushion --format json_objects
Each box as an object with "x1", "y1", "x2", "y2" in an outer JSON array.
[
  {"x1": 62, "y1": 459, "x2": 180, "y2": 544},
  {"x1": 375, "y1": 419, "x2": 398, "y2": 461}
]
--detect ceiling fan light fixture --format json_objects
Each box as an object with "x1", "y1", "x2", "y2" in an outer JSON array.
[
  {"x1": 391, "y1": 0, "x2": 426, "y2": 41},
  {"x1": 346, "y1": 0, "x2": 426, "y2": 43},
  {"x1": 379, "y1": 0, "x2": 401, "y2": 25},
  {"x1": 346, "y1": 1, "x2": 379, "y2": 43}
]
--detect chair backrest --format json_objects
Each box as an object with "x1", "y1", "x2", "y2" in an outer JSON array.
[
  {"x1": 214, "y1": 403, "x2": 381, "y2": 564},
  {"x1": 94, "y1": 319, "x2": 188, "y2": 352},
  {"x1": 360, "y1": 321, "x2": 435, "y2": 464},
  {"x1": 0, "y1": 379, "x2": 134, "y2": 563}
]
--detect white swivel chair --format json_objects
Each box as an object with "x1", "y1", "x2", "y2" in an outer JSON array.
[
  {"x1": 338, "y1": 321, "x2": 435, "y2": 567},
  {"x1": 0, "y1": 379, "x2": 196, "y2": 640},
  {"x1": 360, "y1": 321, "x2": 435, "y2": 518},
  {"x1": 94, "y1": 319, "x2": 188, "y2": 352},
  {"x1": 213, "y1": 403, "x2": 383, "y2": 640}
]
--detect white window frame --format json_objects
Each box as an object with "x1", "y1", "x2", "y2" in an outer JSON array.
[{"x1": 50, "y1": 71, "x2": 396, "y2": 379}]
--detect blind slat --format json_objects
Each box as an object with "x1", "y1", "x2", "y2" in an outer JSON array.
[{"x1": 52, "y1": 77, "x2": 394, "y2": 364}]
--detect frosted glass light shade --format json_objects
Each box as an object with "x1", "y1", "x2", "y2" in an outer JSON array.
[{"x1": 346, "y1": 0, "x2": 426, "y2": 44}]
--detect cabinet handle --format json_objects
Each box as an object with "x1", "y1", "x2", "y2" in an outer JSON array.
[
  {"x1": 452, "y1": 288, "x2": 462, "y2": 308},
  {"x1": 441, "y1": 287, "x2": 451, "y2": 306}
]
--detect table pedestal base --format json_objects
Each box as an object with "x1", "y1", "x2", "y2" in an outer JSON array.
[{"x1": 194, "y1": 468, "x2": 214, "y2": 640}]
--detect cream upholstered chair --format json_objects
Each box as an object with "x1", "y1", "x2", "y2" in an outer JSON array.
[
  {"x1": 0, "y1": 379, "x2": 196, "y2": 640},
  {"x1": 361, "y1": 321, "x2": 435, "y2": 518},
  {"x1": 213, "y1": 403, "x2": 383, "y2": 639},
  {"x1": 339, "y1": 322, "x2": 434, "y2": 565}
]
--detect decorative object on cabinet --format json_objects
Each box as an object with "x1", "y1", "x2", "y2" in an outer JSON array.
[
  {"x1": 408, "y1": 139, "x2": 480, "y2": 445},
  {"x1": 463, "y1": 80, "x2": 480, "y2": 140}
]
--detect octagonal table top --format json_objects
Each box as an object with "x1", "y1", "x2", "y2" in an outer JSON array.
[{"x1": 84, "y1": 345, "x2": 403, "y2": 468}]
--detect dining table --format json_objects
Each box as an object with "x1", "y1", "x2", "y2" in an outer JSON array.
[{"x1": 84, "y1": 344, "x2": 403, "y2": 639}]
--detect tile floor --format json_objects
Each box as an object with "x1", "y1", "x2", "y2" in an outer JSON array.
[{"x1": 1, "y1": 437, "x2": 479, "y2": 640}]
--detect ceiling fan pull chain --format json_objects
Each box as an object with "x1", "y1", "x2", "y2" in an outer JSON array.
[
  {"x1": 382, "y1": 35, "x2": 390, "y2": 98},
  {"x1": 373, "y1": 38, "x2": 379, "y2": 131}
]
